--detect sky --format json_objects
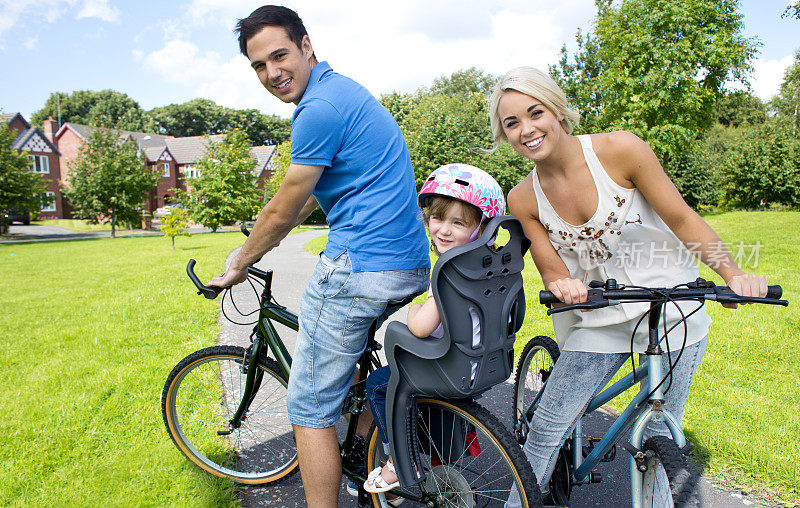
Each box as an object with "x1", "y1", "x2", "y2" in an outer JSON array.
[{"x1": 0, "y1": 0, "x2": 798, "y2": 122}]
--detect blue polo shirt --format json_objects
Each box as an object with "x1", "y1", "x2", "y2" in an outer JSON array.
[{"x1": 291, "y1": 61, "x2": 430, "y2": 272}]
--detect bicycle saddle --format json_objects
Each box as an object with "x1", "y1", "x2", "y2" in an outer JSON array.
[{"x1": 384, "y1": 215, "x2": 531, "y2": 486}]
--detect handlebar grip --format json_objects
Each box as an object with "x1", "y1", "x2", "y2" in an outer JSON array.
[
  {"x1": 539, "y1": 290, "x2": 560, "y2": 306},
  {"x1": 766, "y1": 285, "x2": 782, "y2": 299},
  {"x1": 240, "y1": 223, "x2": 250, "y2": 237},
  {"x1": 186, "y1": 259, "x2": 224, "y2": 299}
]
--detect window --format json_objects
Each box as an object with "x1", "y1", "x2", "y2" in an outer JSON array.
[
  {"x1": 41, "y1": 191, "x2": 56, "y2": 212},
  {"x1": 161, "y1": 163, "x2": 170, "y2": 177},
  {"x1": 28, "y1": 155, "x2": 49, "y2": 174},
  {"x1": 183, "y1": 164, "x2": 199, "y2": 178}
]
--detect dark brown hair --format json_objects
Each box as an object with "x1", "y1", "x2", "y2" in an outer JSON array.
[{"x1": 235, "y1": 5, "x2": 310, "y2": 58}]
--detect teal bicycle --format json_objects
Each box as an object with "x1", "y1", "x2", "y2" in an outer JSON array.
[{"x1": 512, "y1": 278, "x2": 787, "y2": 507}]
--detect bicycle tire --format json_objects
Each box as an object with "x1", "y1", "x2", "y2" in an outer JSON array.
[
  {"x1": 366, "y1": 398, "x2": 542, "y2": 507},
  {"x1": 641, "y1": 436, "x2": 700, "y2": 508},
  {"x1": 512, "y1": 336, "x2": 560, "y2": 444},
  {"x1": 161, "y1": 345, "x2": 298, "y2": 484}
]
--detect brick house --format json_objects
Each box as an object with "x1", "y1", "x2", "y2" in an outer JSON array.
[
  {"x1": 3, "y1": 112, "x2": 63, "y2": 218},
  {"x1": 3, "y1": 112, "x2": 277, "y2": 220}
]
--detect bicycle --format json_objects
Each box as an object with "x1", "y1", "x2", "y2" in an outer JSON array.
[
  {"x1": 161, "y1": 237, "x2": 540, "y2": 507},
  {"x1": 511, "y1": 278, "x2": 787, "y2": 507}
]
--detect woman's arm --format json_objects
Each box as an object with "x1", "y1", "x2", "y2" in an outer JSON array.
[
  {"x1": 407, "y1": 299, "x2": 442, "y2": 338},
  {"x1": 603, "y1": 131, "x2": 767, "y2": 303},
  {"x1": 508, "y1": 177, "x2": 588, "y2": 305}
]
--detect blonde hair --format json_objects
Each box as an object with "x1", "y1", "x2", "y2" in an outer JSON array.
[{"x1": 489, "y1": 66, "x2": 580, "y2": 146}]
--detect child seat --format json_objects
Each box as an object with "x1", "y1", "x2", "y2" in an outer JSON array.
[{"x1": 384, "y1": 215, "x2": 531, "y2": 486}]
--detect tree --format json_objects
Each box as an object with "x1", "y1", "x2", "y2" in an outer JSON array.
[
  {"x1": 783, "y1": 1, "x2": 800, "y2": 19},
  {"x1": 64, "y1": 128, "x2": 160, "y2": 237},
  {"x1": 552, "y1": 0, "x2": 758, "y2": 179},
  {"x1": 713, "y1": 90, "x2": 766, "y2": 127},
  {"x1": 401, "y1": 92, "x2": 530, "y2": 196},
  {"x1": 429, "y1": 67, "x2": 498, "y2": 96},
  {"x1": 550, "y1": 30, "x2": 605, "y2": 134},
  {"x1": 770, "y1": 50, "x2": 800, "y2": 135},
  {"x1": 31, "y1": 90, "x2": 156, "y2": 132},
  {"x1": 720, "y1": 120, "x2": 800, "y2": 209},
  {"x1": 0, "y1": 123, "x2": 48, "y2": 233},
  {"x1": 265, "y1": 141, "x2": 291, "y2": 201},
  {"x1": 148, "y1": 98, "x2": 291, "y2": 145},
  {"x1": 179, "y1": 129, "x2": 262, "y2": 231},
  {"x1": 161, "y1": 207, "x2": 192, "y2": 249}
]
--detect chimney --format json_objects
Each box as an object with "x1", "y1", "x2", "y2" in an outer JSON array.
[{"x1": 43, "y1": 116, "x2": 58, "y2": 143}]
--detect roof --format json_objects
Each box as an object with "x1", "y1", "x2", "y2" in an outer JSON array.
[
  {"x1": 249, "y1": 145, "x2": 276, "y2": 173},
  {"x1": 166, "y1": 135, "x2": 225, "y2": 165},
  {"x1": 11, "y1": 127, "x2": 60, "y2": 155},
  {"x1": 57, "y1": 123, "x2": 173, "y2": 148},
  {"x1": 3, "y1": 112, "x2": 30, "y2": 129}
]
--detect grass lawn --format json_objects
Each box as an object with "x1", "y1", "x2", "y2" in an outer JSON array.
[
  {"x1": 0, "y1": 233, "x2": 244, "y2": 506},
  {"x1": 34, "y1": 218, "x2": 114, "y2": 232},
  {"x1": 307, "y1": 211, "x2": 799, "y2": 505}
]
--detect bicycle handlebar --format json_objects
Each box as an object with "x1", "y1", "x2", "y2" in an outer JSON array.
[
  {"x1": 186, "y1": 259, "x2": 273, "y2": 300},
  {"x1": 540, "y1": 278, "x2": 787, "y2": 315}
]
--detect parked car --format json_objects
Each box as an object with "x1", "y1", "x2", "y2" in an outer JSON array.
[
  {"x1": 154, "y1": 204, "x2": 183, "y2": 218},
  {"x1": 3, "y1": 209, "x2": 30, "y2": 225}
]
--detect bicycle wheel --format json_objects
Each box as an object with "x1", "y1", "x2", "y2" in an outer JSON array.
[
  {"x1": 512, "y1": 336, "x2": 560, "y2": 444},
  {"x1": 367, "y1": 398, "x2": 541, "y2": 507},
  {"x1": 161, "y1": 345, "x2": 298, "y2": 484},
  {"x1": 641, "y1": 436, "x2": 699, "y2": 508}
]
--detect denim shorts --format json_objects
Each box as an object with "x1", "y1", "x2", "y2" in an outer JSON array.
[{"x1": 286, "y1": 251, "x2": 428, "y2": 428}]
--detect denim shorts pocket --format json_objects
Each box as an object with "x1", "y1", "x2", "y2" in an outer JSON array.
[{"x1": 342, "y1": 296, "x2": 387, "y2": 351}]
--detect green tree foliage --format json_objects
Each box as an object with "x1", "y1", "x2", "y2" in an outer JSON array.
[
  {"x1": 713, "y1": 90, "x2": 767, "y2": 127},
  {"x1": 0, "y1": 123, "x2": 48, "y2": 233},
  {"x1": 64, "y1": 128, "x2": 160, "y2": 238},
  {"x1": 770, "y1": 50, "x2": 800, "y2": 134},
  {"x1": 429, "y1": 67, "x2": 498, "y2": 96},
  {"x1": 265, "y1": 141, "x2": 291, "y2": 201},
  {"x1": 31, "y1": 90, "x2": 156, "y2": 132},
  {"x1": 783, "y1": 1, "x2": 800, "y2": 19},
  {"x1": 550, "y1": 30, "x2": 605, "y2": 134},
  {"x1": 148, "y1": 98, "x2": 291, "y2": 145},
  {"x1": 160, "y1": 207, "x2": 192, "y2": 249},
  {"x1": 379, "y1": 92, "x2": 420, "y2": 126},
  {"x1": 178, "y1": 129, "x2": 262, "y2": 231},
  {"x1": 720, "y1": 120, "x2": 800, "y2": 209},
  {"x1": 400, "y1": 91, "x2": 530, "y2": 196}
]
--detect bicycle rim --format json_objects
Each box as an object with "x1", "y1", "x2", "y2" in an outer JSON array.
[
  {"x1": 513, "y1": 337, "x2": 559, "y2": 444},
  {"x1": 162, "y1": 346, "x2": 298, "y2": 484},
  {"x1": 368, "y1": 398, "x2": 539, "y2": 507}
]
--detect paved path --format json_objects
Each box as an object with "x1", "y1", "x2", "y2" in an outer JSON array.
[
  {"x1": 215, "y1": 230, "x2": 774, "y2": 508},
  {"x1": 1, "y1": 223, "x2": 246, "y2": 243}
]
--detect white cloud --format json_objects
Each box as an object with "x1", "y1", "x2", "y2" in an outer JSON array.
[
  {"x1": 751, "y1": 55, "x2": 794, "y2": 100},
  {"x1": 139, "y1": 1, "x2": 596, "y2": 117},
  {"x1": 23, "y1": 35, "x2": 38, "y2": 49},
  {"x1": 76, "y1": 0, "x2": 120, "y2": 23}
]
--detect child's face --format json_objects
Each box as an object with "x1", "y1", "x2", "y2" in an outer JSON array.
[{"x1": 428, "y1": 204, "x2": 477, "y2": 254}]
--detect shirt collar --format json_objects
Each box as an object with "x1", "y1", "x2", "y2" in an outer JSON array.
[{"x1": 304, "y1": 60, "x2": 332, "y2": 95}]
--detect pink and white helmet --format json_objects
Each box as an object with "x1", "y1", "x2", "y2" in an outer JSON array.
[{"x1": 418, "y1": 163, "x2": 506, "y2": 219}]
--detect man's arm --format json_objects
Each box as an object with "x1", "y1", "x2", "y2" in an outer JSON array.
[{"x1": 208, "y1": 163, "x2": 324, "y2": 288}]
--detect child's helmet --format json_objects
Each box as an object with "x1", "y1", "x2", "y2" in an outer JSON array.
[{"x1": 418, "y1": 163, "x2": 506, "y2": 219}]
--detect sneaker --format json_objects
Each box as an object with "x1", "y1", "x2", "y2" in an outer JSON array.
[{"x1": 346, "y1": 479, "x2": 359, "y2": 497}]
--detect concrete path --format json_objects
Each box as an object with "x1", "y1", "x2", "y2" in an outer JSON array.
[
  {"x1": 0, "y1": 223, "x2": 243, "y2": 243},
  {"x1": 213, "y1": 229, "x2": 775, "y2": 507}
]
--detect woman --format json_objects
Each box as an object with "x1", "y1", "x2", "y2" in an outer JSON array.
[{"x1": 490, "y1": 67, "x2": 767, "y2": 506}]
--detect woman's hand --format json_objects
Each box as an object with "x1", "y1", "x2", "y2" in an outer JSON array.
[
  {"x1": 723, "y1": 273, "x2": 768, "y2": 309},
  {"x1": 546, "y1": 278, "x2": 588, "y2": 306}
]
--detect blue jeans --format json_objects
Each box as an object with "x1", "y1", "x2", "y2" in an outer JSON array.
[
  {"x1": 286, "y1": 252, "x2": 428, "y2": 428},
  {"x1": 366, "y1": 366, "x2": 392, "y2": 445},
  {"x1": 506, "y1": 337, "x2": 707, "y2": 508}
]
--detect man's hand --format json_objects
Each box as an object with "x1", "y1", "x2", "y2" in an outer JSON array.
[{"x1": 207, "y1": 265, "x2": 248, "y2": 289}]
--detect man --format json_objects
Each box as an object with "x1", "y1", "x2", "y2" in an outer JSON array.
[{"x1": 209, "y1": 6, "x2": 430, "y2": 506}]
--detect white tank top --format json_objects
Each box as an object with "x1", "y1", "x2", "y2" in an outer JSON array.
[{"x1": 533, "y1": 135, "x2": 711, "y2": 353}]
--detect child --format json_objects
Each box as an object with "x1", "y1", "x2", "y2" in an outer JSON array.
[{"x1": 363, "y1": 163, "x2": 506, "y2": 495}]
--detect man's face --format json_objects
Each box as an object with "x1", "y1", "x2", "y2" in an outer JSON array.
[{"x1": 247, "y1": 26, "x2": 315, "y2": 105}]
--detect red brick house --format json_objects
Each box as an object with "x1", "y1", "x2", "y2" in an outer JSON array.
[
  {"x1": 3, "y1": 112, "x2": 63, "y2": 218},
  {"x1": 5, "y1": 114, "x2": 277, "y2": 219}
]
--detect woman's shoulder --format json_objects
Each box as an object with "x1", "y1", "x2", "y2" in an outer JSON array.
[
  {"x1": 508, "y1": 172, "x2": 539, "y2": 219},
  {"x1": 589, "y1": 131, "x2": 655, "y2": 183},
  {"x1": 589, "y1": 130, "x2": 648, "y2": 157}
]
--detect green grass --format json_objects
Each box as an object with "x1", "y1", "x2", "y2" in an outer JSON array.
[
  {"x1": 0, "y1": 233, "x2": 243, "y2": 506},
  {"x1": 35, "y1": 218, "x2": 114, "y2": 232},
  {"x1": 306, "y1": 211, "x2": 799, "y2": 505}
]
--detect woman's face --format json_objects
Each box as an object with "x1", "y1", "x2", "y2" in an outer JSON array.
[{"x1": 498, "y1": 90, "x2": 565, "y2": 163}]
